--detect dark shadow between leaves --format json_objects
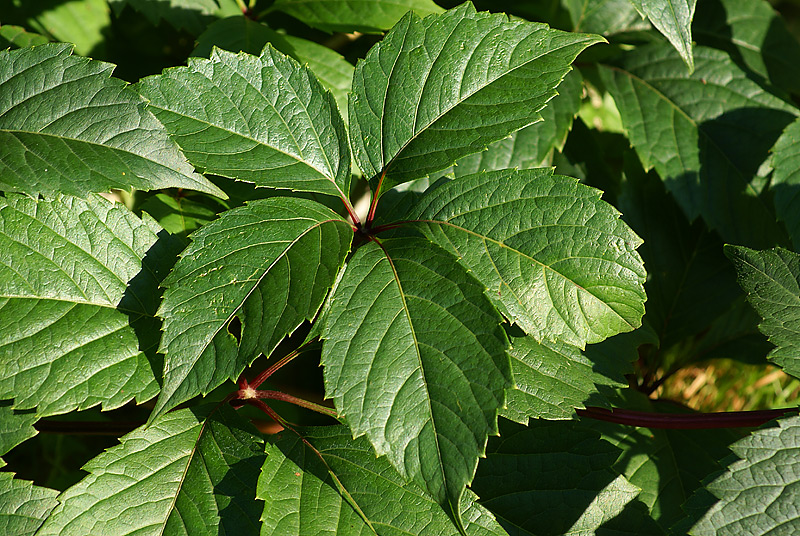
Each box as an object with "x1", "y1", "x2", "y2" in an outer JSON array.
[{"x1": 117, "y1": 229, "x2": 185, "y2": 388}]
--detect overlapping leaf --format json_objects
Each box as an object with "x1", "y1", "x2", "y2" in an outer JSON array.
[
  {"x1": 0, "y1": 462, "x2": 58, "y2": 536},
  {"x1": 503, "y1": 331, "x2": 640, "y2": 423},
  {"x1": 563, "y1": 0, "x2": 650, "y2": 35},
  {"x1": 271, "y1": 0, "x2": 444, "y2": 33},
  {"x1": 600, "y1": 43, "x2": 797, "y2": 249},
  {"x1": 36, "y1": 406, "x2": 264, "y2": 536},
  {"x1": 725, "y1": 246, "x2": 800, "y2": 378},
  {"x1": 0, "y1": 44, "x2": 224, "y2": 199},
  {"x1": 452, "y1": 69, "x2": 583, "y2": 175},
  {"x1": 691, "y1": 414, "x2": 800, "y2": 535},
  {"x1": 154, "y1": 197, "x2": 352, "y2": 418},
  {"x1": 470, "y1": 418, "x2": 642, "y2": 536},
  {"x1": 0, "y1": 403, "x2": 38, "y2": 456},
  {"x1": 137, "y1": 45, "x2": 352, "y2": 199},
  {"x1": 7, "y1": 0, "x2": 110, "y2": 57},
  {"x1": 349, "y1": 3, "x2": 604, "y2": 191},
  {"x1": 0, "y1": 194, "x2": 178, "y2": 416},
  {"x1": 322, "y1": 237, "x2": 511, "y2": 529},
  {"x1": 628, "y1": 0, "x2": 696, "y2": 71},
  {"x1": 400, "y1": 168, "x2": 646, "y2": 348},
  {"x1": 0, "y1": 25, "x2": 49, "y2": 49},
  {"x1": 258, "y1": 425, "x2": 507, "y2": 535},
  {"x1": 108, "y1": 0, "x2": 239, "y2": 34},
  {"x1": 192, "y1": 17, "x2": 354, "y2": 119},
  {"x1": 771, "y1": 117, "x2": 800, "y2": 250},
  {"x1": 694, "y1": 0, "x2": 800, "y2": 95}
]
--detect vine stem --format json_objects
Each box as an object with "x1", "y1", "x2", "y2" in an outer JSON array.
[
  {"x1": 250, "y1": 390, "x2": 339, "y2": 419},
  {"x1": 577, "y1": 406, "x2": 797, "y2": 429},
  {"x1": 366, "y1": 169, "x2": 388, "y2": 227}
]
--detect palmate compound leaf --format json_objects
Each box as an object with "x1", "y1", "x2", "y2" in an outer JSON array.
[
  {"x1": 771, "y1": 117, "x2": 800, "y2": 250},
  {"x1": 258, "y1": 425, "x2": 507, "y2": 536},
  {"x1": 725, "y1": 246, "x2": 800, "y2": 378},
  {"x1": 690, "y1": 414, "x2": 800, "y2": 535},
  {"x1": 153, "y1": 197, "x2": 352, "y2": 419},
  {"x1": 470, "y1": 418, "x2": 642, "y2": 536},
  {"x1": 397, "y1": 168, "x2": 647, "y2": 349},
  {"x1": 0, "y1": 194, "x2": 181, "y2": 416},
  {"x1": 136, "y1": 44, "x2": 352, "y2": 200},
  {"x1": 0, "y1": 44, "x2": 225, "y2": 200},
  {"x1": 36, "y1": 406, "x2": 264, "y2": 536},
  {"x1": 321, "y1": 237, "x2": 511, "y2": 531},
  {"x1": 627, "y1": 0, "x2": 696, "y2": 72},
  {"x1": 271, "y1": 0, "x2": 443, "y2": 33},
  {"x1": 349, "y1": 2, "x2": 604, "y2": 193},
  {"x1": 599, "y1": 42, "x2": 798, "y2": 249}
]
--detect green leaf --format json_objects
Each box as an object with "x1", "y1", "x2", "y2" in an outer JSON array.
[
  {"x1": 0, "y1": 465, "x2": 59, "y2": 536},
  {"x1": 0, "y1": 25, "x2": 49, "y2": 49},
  {"x1": 36, "y1": 406, "x2": 264, "y2": 536},
  {"x1": 470, "y1": 418, "x2": 641, "y2": 536},
  {"x1": 725, "y1": 246, "x2": 800, "y2": 378},
  {"x1": 108, "y1": 0, "x2": 239, "y2": 34},
  {"x1": 0, "y1": 403, "x2": 38, "y2": 456},
  {"x1": 771, "y1": 117, "x2": 800, "y2": 250},
  {"x1": 0, "y1": 44, "x2": 224, "y2": 200},
  {"x1": 0, "y1": 194, "x2": 178, "y2": 416},
  {"x1": 192, "y1": 17, "x2": 354, "y2": 122},
  {"x1": 271, "y1": 0, "x2": 444, "y2": 33},
  {"x1": 599, "y1": 43, "x2": 798, "y2": 249},
  {"x1": 582, "y1": 392, "x2": 741, "y2": 531},
  {"x1": 562, "y1": 0, "x2": 650, "y2": 35},
  {"x1": 139, "y1": 192, "x2": 220, "y2": 238},
  {"x1": 259, "y1": 425, "x2": 507, "y2": 535},
  {"x1": 451, "y1": 69, "x2": 583, "y2": 175},
  {"x1": 137, "y1": 45, "x2": 352, "y2": 200},
  {"x1": 11, "y1": 0, "x2": 110, "y2": 57},
  {"x1": 349, "y1": 3, "x2": 604, "y2": 191},
  {"x1": 322, "y1": 237, "x2": 511, "y2": 530},
  {"x1": 502, "y1": 333, "x2": 633, "y2": 423},
  {"x1": 154, "y1": 197, "x2": 352, "y2": 419},
  {"x1": 690, "y1": 414, "x2": 800, "y2": 535},
  {"x1": 694, "y1": 0, "x2": 800, "y2": 96},
  {"x1": 401, "y1": 168, "x2": 646, "y2": 348},
  {"x1": 628, "y1": 0, "x2": 696, "y2": 72}
]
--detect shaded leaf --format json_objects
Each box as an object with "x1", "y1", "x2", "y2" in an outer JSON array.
[
  {"x1": 600, "y1": 43, "x2": 797, "y2": 249},
  {"x1": 322, "y1": 237, "x2": 511, "y2": 529},
  {"x1": 192, "y1": 17, "x2": 354, "y2": 120},
  {"x1": 0, "y1": 463, "x2": 59, "y2": 536},
  {"x1": 137, "y1": 45, "x2": 351, "y2": 200},
  {"x1": 0, "y1": 25, "x2": 49, "y2": 49},
  {"x1": 154, "y1": 198, "x2": 352, "y2": 419},
  {"x1": 0, "y1": 403, "x2": 38, "y2": 456},
  {"x1": 401, "y1": 168, "x2": 646, "y2": 348},
  {"x1": 452, "y1": 69, "x2": 584, "y2": 175},
  {"x1": 771, "y1": 117, "x2": 800, "y2": 250},
  {"x1": 349, "y1": 3, "x2": 603, "y2": 191},
  {"x1": 271, "y1": 0, "x2": 444, "y2": 33},
  {"x1": 139, "y1": 192, "x2": 220, "y2": 238},
  {"x1": 691, "y1": 414, "x2": 800, "y2": 535},
  {"x1": 694, "y1": 0, "x2": 800, "y2": 96},
  {"x1": 36, "y1": 406, "x2": 264, "y2": 536},
  {"x1": 628, "y1": 0, "x2": 696, "y2": 71},
  {"x1": 471, "y1": 418, "x2": 641, "y2": 536},
  {"x1": 258, "y1": 425, "x2": 506, "y2": 535},
  {"x1": 108, "y1": 0, "x2": 239, "y2": 34},
  {"x1": 563, "y1": 0, "x2": 650, "y2": 35},
  {"x1": 9, "y1": 0, "x2": 110, "y2": 57},
  {"x1": 582, "y1": 392, "x2": 740, "y2": 531},
  {"x1": 0, "y1": 44, "x2": 223, "y2": 199},
  {"x1": 0, "y1": 194, "x2": 178, "y2": 416},
  {"x1": 725, "y1": 246, "x2": 800, "y2": 378}
]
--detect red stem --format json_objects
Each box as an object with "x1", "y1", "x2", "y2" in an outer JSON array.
[
  {"x1": 366, "y1": 169, "x2": 388, "y2": 226},
  {"x1": 249, "y1": 349, "x2": 301, "y2": 389},
  {"x1": 254, "y1": 390, "x2": 339, "y2": 419},
  {"x1": 577, "y1": 406, "x2": 796, "y2": 429}
]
